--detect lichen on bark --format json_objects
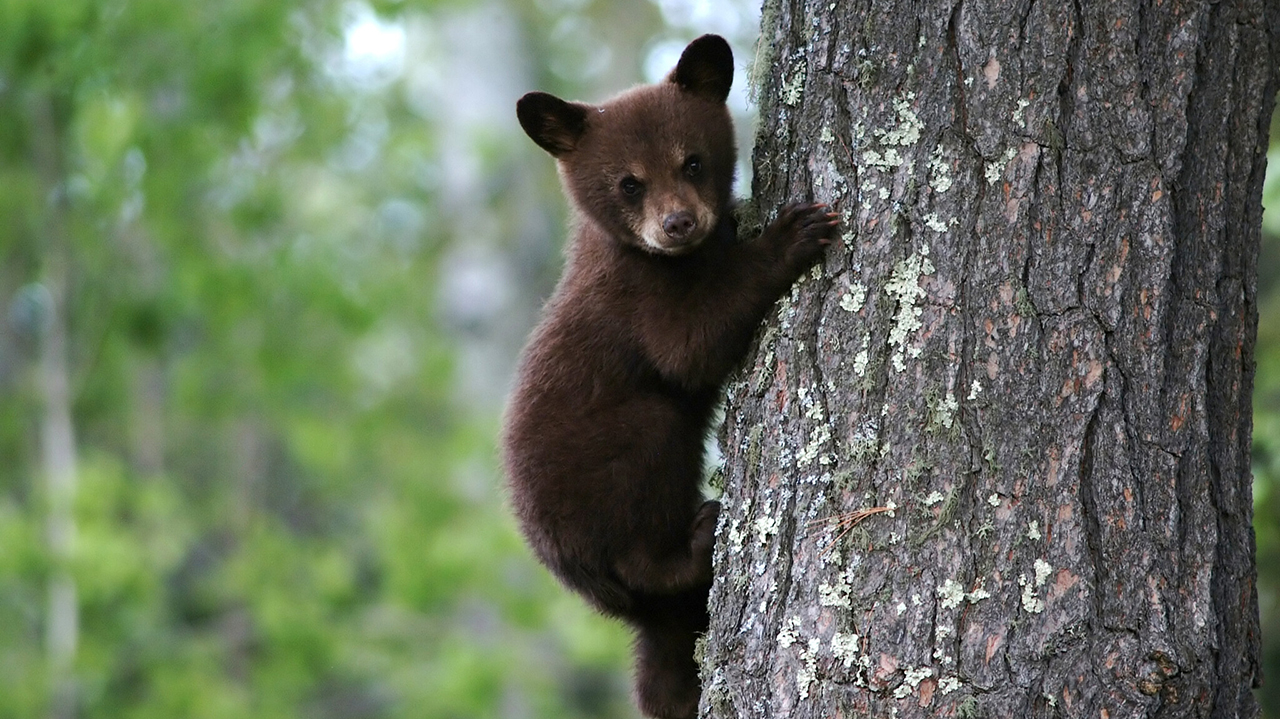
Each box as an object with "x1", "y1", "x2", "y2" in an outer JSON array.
[{"x1": 701, "y1": 1, "x2": 1278, "y2": 717}]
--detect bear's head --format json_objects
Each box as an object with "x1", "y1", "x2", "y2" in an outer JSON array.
[{"x1": 517, "y1": 34, "x2": 737, "y2": 256}]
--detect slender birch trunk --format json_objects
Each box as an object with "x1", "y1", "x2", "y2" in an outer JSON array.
[{"x1": 30, "y1": 92, "x2": 80, "y2": 719}]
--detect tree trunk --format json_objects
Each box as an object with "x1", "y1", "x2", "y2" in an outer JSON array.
[
  {"x1": 701, "y1": 1, "x2": 1278, "y2": 717},
  {"x1": 30, "y1": 92, "x2": 81, "y2": 719}
]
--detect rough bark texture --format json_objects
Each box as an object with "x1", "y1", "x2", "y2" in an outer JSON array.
[{"x1": 701, "y1": 1, "x2": 1278, "y2": 717}]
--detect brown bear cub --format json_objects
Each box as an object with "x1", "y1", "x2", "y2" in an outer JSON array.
[{"x1": 503, "y1": 34, "x2": 838, "y2": 719}]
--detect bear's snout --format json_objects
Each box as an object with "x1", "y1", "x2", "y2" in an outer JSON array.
[{"x1": 662, "y1": 211, "x2": 697, "y2": 240}]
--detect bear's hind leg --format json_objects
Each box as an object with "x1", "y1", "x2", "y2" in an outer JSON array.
[{"x1": 633, "y1": 617, "x2": 700, "y2": 719}]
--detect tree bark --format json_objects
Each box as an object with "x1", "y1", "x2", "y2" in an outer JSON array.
[{"x1": 701, "y1": 1, "x2": 1278, "y2": 717}]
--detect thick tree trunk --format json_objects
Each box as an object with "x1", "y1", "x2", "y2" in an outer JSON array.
[{"x1": 701, "y1": 1, "x2": 1278, "y2": 717}]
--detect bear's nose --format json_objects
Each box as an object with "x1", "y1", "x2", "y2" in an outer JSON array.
[{"x1": 663, "y1": 212, "x2": 697, "y2": 240}]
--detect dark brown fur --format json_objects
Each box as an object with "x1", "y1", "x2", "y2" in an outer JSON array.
[{"x1": 503, "y1": 35, "x2": 838, "y2": 719}]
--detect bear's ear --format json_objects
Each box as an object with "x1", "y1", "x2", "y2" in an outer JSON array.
[
  {"x1": 668, "y1": 34, "x2": 733, "y2": 103},
  {"x1": 517, "y1": 92, "x2": 590, "y2": 156}
]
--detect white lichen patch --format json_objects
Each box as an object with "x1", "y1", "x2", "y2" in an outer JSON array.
[
  {"x1": 840, "y1": 282, "x2": 867, "y2": 313},
  {"x1": 1027, "y1": 520, "x2": 1042, "y2": 540},
  {"x1": 726, "y1": 521, "x2": 745, "y2": 553},
  {"x1": 754, "y1": 515, "x2": 780, "y2": 545},
  {"x1": 1019, "y1": 563, "x2": 1052, "y2": 614},
  {"x1": 797, "y1": 424, "x2": 834, "y2": 468},
  {"x1": 783, "y1": 60, "x2": 807, "y2": 106},
  {"x1": 820, "y1": 124, "x2": 835, "y2": 143},
  {"x1": 778, "y1": 293, "x2": 796, "y2": 331},
  {"x1": 799, "y1": 386, "x2": 824, "y2": 421},
  {"x1": 884, "y1": 249, "x2": 935, "y2": 372},
  {"x1": 985, "y1": 147, "x2": 1017, "y2": 185},
  {"x1": 1021, "y1": 581, "x2": 1046, "y2": 614},
  {"x1": 967, "y1": 379, "x2": 983, "y2": 400},
  {"x1": 1012, "y1": 97, "x2": 1030, "y2": 125},
  {"x1": 831, "y1": 632, "x2": 860, "y2": 668},
  {"x1": 858, "y1": 97, "x2": 922, "y2": 182},
  {"x1": 938, "y1": 676, "x2": 962, "y2": 695},
  {"x1": 933, "y1": 391, "x2": 959, "y2": 429},
  {"x1": 923, "y1": 491, "x2": 945, "y2": 506},
  {"x1": 852, "y1": 341, "x2": 871, "y2": 376},
  {"x1": 881, "y1": 97, "x2": 924, "y2": 147},
  {"x1": 1034, "y1": 558, "x2": 1052, "y2": 586},
  {"x1": 862, "y1": 147, "x2": 904, "y2": 171},
  {"x1": 941, "y1": 578, "x2": 991, "y2": 609},
  {"x1": 777, "y1": 615, "x2": 802, "y2": 648},
  {"x1": 893, "y1": 666, "x2": 934, "y2": 699},
  {"x1": 819, "y1": 578, "x2": 853, "y2": 608},
  {"x1": 984, "y1": 158, "x2": 1002, "y2": 185},
  {"x1": 896, "y1": 601, "x2": 907, "y2": 616},
  {"x1": 987, "y1": 493, "x2": 1001, "y2": 507},
  {"x1": 928, "y1": 146, "x2": 953, "y2": 193},
  {"x1": 797, "y1": 637, "x2": 821, "y2": 699},
  {"x1": 966, "y1": 584, "x2": 991, "y2": 602},
  {"x1": 924, "y1": 212, "x2": 949, "y2": 233},
  {"x1": 860, "y1": 178, "x2": 886, "y2": 202},
  {"x1": 938, "y1": 579, "x2": 966, "y2": 609}
]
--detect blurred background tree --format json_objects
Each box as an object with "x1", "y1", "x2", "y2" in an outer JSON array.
[
  {"x1": 0, "y1": 0, "x2": 1275, "y2": 717},
  {"x1": 1255, "y1": 101, "x2": 1280, "y2": 717}
]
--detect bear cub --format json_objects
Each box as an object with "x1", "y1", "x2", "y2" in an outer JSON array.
[{"x1": 503, "y1": 34, "x2": 838, "y2": 719}]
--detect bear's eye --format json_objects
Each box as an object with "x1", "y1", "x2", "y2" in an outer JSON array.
[
  {"x1": 619, "y1": 176, "x2": 643, "y2": 196},
  {"x1": 684, "y1": 155, "x2": 702, "y2": 178}
]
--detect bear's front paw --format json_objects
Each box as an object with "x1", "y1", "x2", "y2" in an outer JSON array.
[{"x1": 765, "y1": 202, "x2": 840, "y2": 271}]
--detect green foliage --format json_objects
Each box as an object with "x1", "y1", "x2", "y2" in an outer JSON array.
[
  {"x1": 2, "y1": 1, "x2": 1269, "y2": 718},
  {"x1": 0, "y1": 0, "x2": 689, "y2": 716}
]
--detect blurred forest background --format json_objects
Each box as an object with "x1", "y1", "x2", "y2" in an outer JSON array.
[{"x1": 0, "y1": 1, "x2": 1275, "y2": 718}]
